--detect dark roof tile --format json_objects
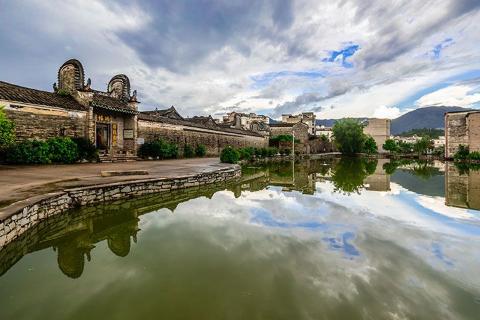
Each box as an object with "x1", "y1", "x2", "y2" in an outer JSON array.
[{"x1": 0, "y1": 81, "x2": 87, "y2": 111}]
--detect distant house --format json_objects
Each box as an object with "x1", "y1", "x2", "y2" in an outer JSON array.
[{"x1": 281, "y1": 112, "x2": 316, "y2": 135}]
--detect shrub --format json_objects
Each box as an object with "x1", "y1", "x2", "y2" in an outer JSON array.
[
  {"x1": 0, "y1": 106, "x2": 15, "y2": 150},
  {"x1": 283, "y1": 148, "x2": 291, "y2": 155},
  {"x1": 138, "y1": 139, "x2": 178, "y2": 160},
  {"x1": 238, "y1": 147, "x2": 254, "y2": 160},
  {"x1": 195, "y1": 144, "x2": 206, "y2": 157},
  {"x1": 220, "y1": 146, "x2": 240, "y2": 164},
  {"x1": 183, "y1": 144, "x2": 194, "y2": 158},
  {"x1": 454, "y1": 145, "x2": 469, "y2": 161},
  {"x1": 267, "y1": 147, "x2": 278, "y2": 157},
  {"x1": 467, "y1": 151, "x2": 480, "y2": 161},
  {"x1": 260, "y1": 147, "x2": 268, "y2": 158},
  {"x1": 72, "y1": 137, "x2": 98, "y2": 162},
  {"x1": 47, "y1": 137, "x2": 78, "y2": 164},
  {"x1": 6, "y1": 140, "x2": 51, "y2": 164},
  {"x1": 363, "y1": 136, "x2": 378, "y2": 154}
]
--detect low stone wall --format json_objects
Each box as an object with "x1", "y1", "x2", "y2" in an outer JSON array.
[{"x1": 0, "y1": 166, "x2": 240, "y2": 249}]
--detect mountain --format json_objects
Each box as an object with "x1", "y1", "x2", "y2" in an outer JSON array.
[
  {"x1": 390, "y1": 106, "x2": 472, "y2": 135},
  {"x1": 315, "y1": 118, "x2": 367, "y2": 127},
  {"x1": 268, "y1": 117, "x2": 280, "y2": 124}
]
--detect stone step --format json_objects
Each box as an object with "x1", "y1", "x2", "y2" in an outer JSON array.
[{"x1": 98, "y1": 154, "x2": 140, "y2": 163}]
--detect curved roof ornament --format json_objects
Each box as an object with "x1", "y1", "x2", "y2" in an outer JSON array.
[
  {"x1": 57, "y1": 59, "x2": 85, "y2": 91},
  {"x1": 108, "y1": 74, "x2": 131, "y2": 100}
]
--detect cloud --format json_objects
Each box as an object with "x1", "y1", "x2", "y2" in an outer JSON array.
[
  {"x1": 0, "y1": 0, "x2": 480, "y2": 117},
  {"x1": 372, "y1": 105, "x2": 402, "y2": 119},
  {"x1": 416, "y1": 84, "x2": 480, "y2": 107}
]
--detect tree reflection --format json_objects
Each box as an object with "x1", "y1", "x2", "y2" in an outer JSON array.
[{"x1": 331, "y1": 158, "x2": 378, "y2": 194}]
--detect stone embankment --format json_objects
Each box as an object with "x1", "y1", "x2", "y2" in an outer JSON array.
[{"x1": 0, "y1": 166, "x2": 240, "y2": 248}]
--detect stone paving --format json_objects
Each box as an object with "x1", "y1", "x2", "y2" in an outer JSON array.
[{"x1": 0, "y1": 158, "x2": 232, "y2": 208}]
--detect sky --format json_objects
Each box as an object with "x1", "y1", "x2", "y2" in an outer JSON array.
[{"x1": 1, "y1": 0, "x2": 480, "y2": 119}]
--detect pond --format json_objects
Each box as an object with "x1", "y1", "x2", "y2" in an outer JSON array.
[{"x1": 1, "y1": 158, "x2": 480, "y2": 319}]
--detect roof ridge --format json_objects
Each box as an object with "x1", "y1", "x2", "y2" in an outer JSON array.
[{"x1": 0, "y1": 80, "x2": 56, "y2": 95}]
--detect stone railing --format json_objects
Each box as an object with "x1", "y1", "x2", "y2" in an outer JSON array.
[{"x1": 0, "y1": 166, "x2": 240, "y2": 249}]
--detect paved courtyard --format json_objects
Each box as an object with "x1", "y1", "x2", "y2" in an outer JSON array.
[{"x1": 0, "y1": 158, "x2": 232, "y2": 208}]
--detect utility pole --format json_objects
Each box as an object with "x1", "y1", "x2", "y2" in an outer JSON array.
[{"x1": 292, "y1": 131, "x2": 295, "y2": 159}]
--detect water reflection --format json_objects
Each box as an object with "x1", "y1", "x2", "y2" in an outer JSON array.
[
  {"x1": 1, "y1": 158, "x2": 480, "y2": 319},
  {"x1": 446, "y1": 162, "x2": 480, "y2": 210}
]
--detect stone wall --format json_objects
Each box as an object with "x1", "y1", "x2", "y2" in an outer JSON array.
[
  {"x1": 444, "y1": 111, "x2": 480, "y2": 158},
  {"x1": 0, "y1": 166, "x2": 240, "y2": 249},
  {"x1": 445, "y1": 112, "x2": 472, "y2": 158},
  {"x1": 270, "y1": 123, "x2": 310, "y2": 153},
  {"x1": 468, "y1": 112, "x2": 480, "y2": 154},
  {"x1": 2, "y1": 102, "x2": 87, "y2": 141},
  {"x1": 138, "y1": 119, "x2": 267, "y2": 156},
  {"x1": 364, "y1": 118, "x2": 391, "y2": 152}
]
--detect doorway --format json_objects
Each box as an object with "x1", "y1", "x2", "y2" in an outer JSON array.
[{"x1": 96, "y1": 123, "x2": 110, "y2": 151}]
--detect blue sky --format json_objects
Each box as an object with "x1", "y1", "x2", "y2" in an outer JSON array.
[{"x1": 0, "y1": 0, "x2": 480, "y2": 119}]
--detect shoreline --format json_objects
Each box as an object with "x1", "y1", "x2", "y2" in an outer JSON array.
[{"x1": 0, "y1": 164, "x2": 240, "y2": 249}]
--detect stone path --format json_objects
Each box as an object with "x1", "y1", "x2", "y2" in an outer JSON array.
[{"x1": 0, "y1": 158, "x2": 232, "y2": 208}]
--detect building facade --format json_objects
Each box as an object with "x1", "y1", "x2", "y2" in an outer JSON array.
[
  {"x1": 0, "y1": 59, "x2": 267, "y2": 160},
  {"x1": 445, "y1": 110, "x2": 480, "y2": 159},
  {"x1": 270, "y1": 122, "x2": 310, "y2": 154},
  {"x1": 363, "y1": 118, "x2": 391, "y2": 152},
  {"x1": 281, "y1": 112, "x2": 316, "y2": 135}
]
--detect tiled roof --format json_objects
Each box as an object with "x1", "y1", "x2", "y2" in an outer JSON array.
[
  {"x1": 141, "y1": 106, "x2": 183, "y2": 119},
  {"x1": 0, "y1": 81, "x2": 87, "y2": 111},
  {"x1": 269, "y1": 123, "x2": 295, "y2": 127},
  {"x1": 92, "y1": 93, "x2": 138, "y2": 114},
  {"x1": 138, "y1": 112, "x2": 263, "y2": 137}
]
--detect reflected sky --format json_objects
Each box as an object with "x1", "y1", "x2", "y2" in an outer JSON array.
[{"x1": 1, "y1": 159, "x2": 480, "y2": 319}]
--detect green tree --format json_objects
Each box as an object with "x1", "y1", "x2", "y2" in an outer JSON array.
[
  {"x1": 363, "y1": 136, "x2": 378, "y2": 154},
  {"x1": 332, "y1": 119, "x2": 366, "y2": 155},
  {"x1": 383, "y1": 139, "x2": 398, "y2": 153},
  {"x1": 0, "y1": 106, "x2": 15, "y2": 149},
  {"x1": 413, "y1": 136, "x2": 433, "y2": 155},
  {"x1": 398, "y1": 128, "x2": 444, "y2": 139}
]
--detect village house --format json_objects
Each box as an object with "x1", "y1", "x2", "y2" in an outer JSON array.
[
  {"x1": 0, "y1": 59, "x2": 267, "y2": 161},
  {"x1": 281, "y1": 112, "x2": 316, "y2": 135}
]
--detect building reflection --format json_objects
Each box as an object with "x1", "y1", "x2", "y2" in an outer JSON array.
[
  {"x1": 445, "y1": 162, "x2": 480, "y2": 210},
  {"x1": 51, "y1": 212, "x2": 140, "y2": 278},
  {"x1": 364, "y1": 159, "x2": 391, "y2": 191},
  {"x1": 7, "y1": 159, "x2": 480, "y2": 279}
]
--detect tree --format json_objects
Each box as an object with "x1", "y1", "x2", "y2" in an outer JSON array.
[
  {"x1": 0, "y1": 106, "x2": 15, "y2": 149},
  {"x1": 383, "y1": 139, "x2": 398, "y2": 153},
  {"x1": 332, "y1": 119, "x2": 366, "y2": 155},
  {"x1": 363, "y1": 136, "x2": 378, "y2": 154},
  {"x1": 413, "y1": 136, "x2": 433, "y2": 155}
]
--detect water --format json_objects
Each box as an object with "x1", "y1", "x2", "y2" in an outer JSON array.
[{"x1": 1, "y1": 158, "x2": 480, "y2": 319}]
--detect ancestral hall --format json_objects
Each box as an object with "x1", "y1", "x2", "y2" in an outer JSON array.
[{"x1": 0, "y1": 59, "x2": 267, "y2": 159}]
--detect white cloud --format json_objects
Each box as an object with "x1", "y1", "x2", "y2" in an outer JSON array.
[
  {"x1": 416, "y1": 84, "x2": 480, "y2": 107},
  {"x1": 373, "y1": 105, "x2": 402, "y2": 119}
]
